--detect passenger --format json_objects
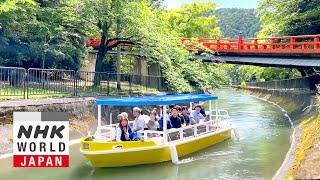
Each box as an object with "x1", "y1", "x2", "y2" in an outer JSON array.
[
  {"x1": 181, "y1": 106, "x2": 193, "y2": 125},
  {"x1": 120, "y1": 112, "x2": 129, "y2": 120},
  {"x1": 152, "y1": 108, "x2": 161, "y2": 120},
  {"x1": 157, "y1": 116, "x2": 172, "y2": 131},
  {"x1": 146, "y1": 111, "x2": 159, "y2": 131},
  {"x1": 175, "y1": 105, "x2": 185, "y2": 126},
  {"x1": 132, "y1": 107, "x2": 145, "y2": 132},
  {"x1": 115, "y1": 114, "x2": 132, "y2": 142},
  {"x1": 191, "y1": 104, "x2": 205, "y2": 123},
  {"x1": 200, "y1": 106, "x2": 206, "y2": 118},
  {"x1": 166, "y1": 105, "x2": 174, "y2": 115},
  {"x1": 170, "y1": 107, "x2": 182, "y2": 128}
]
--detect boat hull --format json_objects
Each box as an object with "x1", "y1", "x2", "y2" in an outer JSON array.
[{"x1": 80, "y1": 128, "x2": 232, "y2": 167}]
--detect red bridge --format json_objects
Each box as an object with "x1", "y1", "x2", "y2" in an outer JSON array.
[
  {"x1": 182, "y1": 34, "x2": 320, "y2": 57},
  {"x1": 87, "y1": 34, "x2": 320, "y2": 68},
  {"x1": 88, "y1": 35, "x2": 320, "y2": 57}
]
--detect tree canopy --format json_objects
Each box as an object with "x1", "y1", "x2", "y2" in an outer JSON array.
[
  {"x1": 215, "y1": 8, "x2": 260, "y2": 38},
  {"x1": 256, "y1": 0, "x2": 320, "y2": 36},
  {"x1": 0, "y1": 0, "x2": 86, "y2": 69},
  {"x1": 166, "y1": 2, "x2": 221, "y2": 38}
]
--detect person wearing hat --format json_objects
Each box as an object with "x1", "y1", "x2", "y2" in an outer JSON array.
[{"x1": 191, "y1": 104, "x2": 205, "y2": 123}]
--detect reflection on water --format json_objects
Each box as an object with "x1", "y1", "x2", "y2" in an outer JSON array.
[{"x1": 0, "y1": 89, "x2": 292, "y2": 180}]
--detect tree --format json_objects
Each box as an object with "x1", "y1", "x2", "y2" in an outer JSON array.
[
  {"x1": 215, "y1": 8, "x2": 260, "y2": 38},
  {"x1": 0, "y1": 0, "x2": 86, "y2": 69},
  {"x1": 256, "y1": 0, "x2": 320, "y2": 36},
  {"x1": 166, "y1": 2, "x2": 221, "y2": 38}
]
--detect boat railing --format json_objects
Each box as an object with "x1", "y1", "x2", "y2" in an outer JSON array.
[
  {"x1": 207, "y1": 109, "x2": 230, "y2": 123},
  {"x1": 165, "y1": 119, "x2": 231, "y2": 143},
  {"x1": 143, "y1": 130, "x2": 165, "y2": 143},
  {"x1": 94, "y1": 109, "x2": 230, "y2": 142}
]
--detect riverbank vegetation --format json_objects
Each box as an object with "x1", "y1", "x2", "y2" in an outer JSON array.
[{"x1": 257, "y1": 0, "x2": 320, "y2": 36}]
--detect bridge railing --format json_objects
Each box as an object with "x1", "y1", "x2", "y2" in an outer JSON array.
[{"x1": 181, "y1": 34, "x2": 320, "y2": 55}]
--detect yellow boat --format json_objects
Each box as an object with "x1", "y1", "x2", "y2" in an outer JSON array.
[{"x1": 80, "y1": 93, "x2": 233, "y2": 167}]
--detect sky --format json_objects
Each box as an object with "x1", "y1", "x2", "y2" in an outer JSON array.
[{"x1": 164, "y1": 0, "x2": 259, "y2": 9}]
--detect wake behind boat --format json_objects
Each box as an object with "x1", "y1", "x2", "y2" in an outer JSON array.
[{"x1": 80, "y1": 93, "x2": 233, "y2": 167}]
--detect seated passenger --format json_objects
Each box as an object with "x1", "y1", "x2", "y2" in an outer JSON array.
[
  {"x1": 146, "y1": 111, "x2": 159, "y2": 131},
  {"x1": 120, "y1": 112, "x2": 129, "y2": 120},
  {"x1": 191, "y1": 105, "x2": 205, "y2": 123},
  {"x1": 170, "y1": 107, "x2": 182, "y2": 128},
  {"x1": 132, "y1": 107, "x2": 145, "y2": 132},
  {"x1": 115, "y1": 114, "x2": 132, "y2": 142},
  {"x1": 181, "y1": 106, "x2": 192, "y2": 125},
  {"x1": 175, "y1": 105, "x2": 185, "y2": 126},
  {"x1": 152, "y1": 108, "x2": 161, "y2": 120},
  {"x1": 157, "y1": 117, "x2": 172, "y2": 131}
]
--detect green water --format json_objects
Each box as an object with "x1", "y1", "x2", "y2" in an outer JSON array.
[{"x1": 0, "y1": 89, "x2": 292, "y2": 180}]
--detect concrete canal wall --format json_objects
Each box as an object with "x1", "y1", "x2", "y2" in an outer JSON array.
[{"x1": 235, "y1": 87, "x2": 320, "y2": 179}]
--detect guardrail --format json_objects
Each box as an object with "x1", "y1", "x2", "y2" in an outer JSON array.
[
  {"x1": 181, "y1": 34, "x2": 320, "y2": 56},
  {"x1": 0, "y1": 66, "x2": 168, "y2": 100}
]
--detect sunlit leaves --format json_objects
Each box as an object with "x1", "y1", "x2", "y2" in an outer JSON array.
[
  {"x1": 166, "y1": 2, "x2": 221, "y2": 38},
  {"x1": 256, "y1": 0, "x2": 320, "y2": 36}
]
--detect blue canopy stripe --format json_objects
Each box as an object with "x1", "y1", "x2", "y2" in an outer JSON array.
[{"x1": 96, "y1": 93, "x2": 218, "y2": 106}]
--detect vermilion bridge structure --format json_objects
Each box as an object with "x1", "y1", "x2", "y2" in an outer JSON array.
[{"x1": 87, "y1": 34, "x2": 320, "y2": 72}]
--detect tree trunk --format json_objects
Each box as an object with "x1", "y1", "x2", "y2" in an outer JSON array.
[
  {"x1": 116, "y1": 19, "x2": 121, "y2": 90},
  {"x1": 94, "y1": 22, "x2": 108, "y2": 86}
]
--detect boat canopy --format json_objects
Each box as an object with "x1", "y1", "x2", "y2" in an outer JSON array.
[{"x1": 96, "y1": 93, "x2": 218, "y2": 106}]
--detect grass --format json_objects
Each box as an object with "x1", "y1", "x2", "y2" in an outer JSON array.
[{"x1": 285, "y1": 112, "x2": 320, "y2": 179}]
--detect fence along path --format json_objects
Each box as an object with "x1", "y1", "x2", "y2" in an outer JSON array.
[{"x1": 0, "y1": 67, "x2": 167, "y2": 100}]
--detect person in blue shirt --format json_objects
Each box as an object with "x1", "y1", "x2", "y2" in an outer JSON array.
[{"x1": 191, "y1": 104, "x2": 205, "y2": 123}]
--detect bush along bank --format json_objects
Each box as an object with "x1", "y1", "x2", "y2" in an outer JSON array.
[{"x1": 234, "y1": 87, "x2": 320, "y2": 179}]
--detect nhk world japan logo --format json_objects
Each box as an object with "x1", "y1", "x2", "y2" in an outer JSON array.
[{"x1": 13, "y1": 112, "x2": 69, "y2": 167}]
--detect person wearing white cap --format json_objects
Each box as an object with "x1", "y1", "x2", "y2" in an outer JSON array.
[{"x1": 132, "y1": 107, "x2": 145, "y2": 132}]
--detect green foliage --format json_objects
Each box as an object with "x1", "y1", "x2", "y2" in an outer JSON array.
[
  {"x1": 240, "y1": 81, "x2": 247, "y2": 87},
  {"x1": 257, "y1": 0, "x2": 320, "y2": 36},
  {"x1": 0, "y1": 0, "x2": 86, "y2": 69},
  {"x1": 166, "y1": 2, "x2": 221, "y2": 38},
  {"x1": 215, "y1": 8, "x2": 260, "y2": 38},
  {"x1": 223, "y1": 64, "x2": 301, "y2": 83}
]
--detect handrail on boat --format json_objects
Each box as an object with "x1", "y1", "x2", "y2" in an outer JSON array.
[{"x1": 93, "y1": 109, "x2": 231, "y2": 143}]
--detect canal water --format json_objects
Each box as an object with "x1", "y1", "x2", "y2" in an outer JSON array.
[{"x1": 0, "y1": 89, "x2": 292, "y2": 180}]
